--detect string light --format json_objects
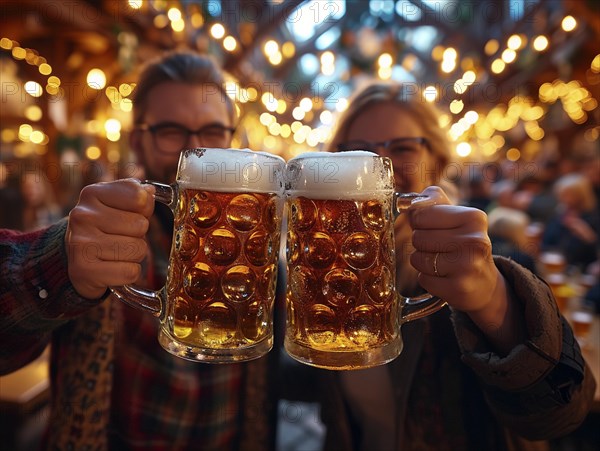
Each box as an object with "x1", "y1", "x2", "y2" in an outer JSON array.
[
  {"x1": 533, "y1": 35, "x2": 549, "y2": 52},
  {"x1": 210, "y1": 23, "x2": 225, "y2": 39},
  {"x1": 561, "y1": 16, "x2": 577, "y2": 32}
]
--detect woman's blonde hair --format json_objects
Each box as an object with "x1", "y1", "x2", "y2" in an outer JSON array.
[{"x1": 325, "y1": 82, "x2": 451, "y2": 179}]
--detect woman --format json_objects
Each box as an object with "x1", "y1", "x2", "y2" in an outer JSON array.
[{"x1": 299, "y1": 82, "x2": 595, "y2": 450}]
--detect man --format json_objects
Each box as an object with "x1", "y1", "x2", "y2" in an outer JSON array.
[{"x1": 1, "y1": 51, "x2": 277, "y2": 450}]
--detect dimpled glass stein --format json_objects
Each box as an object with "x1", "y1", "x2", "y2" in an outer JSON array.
[
  {"x1": 284, "y1": 151, "x2": 446, "y2": 370},
  {"x1": 112, "y1": 148, "x2": 285, "y2": 363}
]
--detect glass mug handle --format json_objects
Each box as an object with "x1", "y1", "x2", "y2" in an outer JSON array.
[
  {"x1": 394, "y1": 192, "x2": 447, "y2": 323},
  {"x1": 110, "y1": 181, "x2": 177, "y2": 318}
]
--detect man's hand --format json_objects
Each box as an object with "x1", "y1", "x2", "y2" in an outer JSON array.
[{"x1": 66, "y1": 179, "x2": 155, "y2": 299}]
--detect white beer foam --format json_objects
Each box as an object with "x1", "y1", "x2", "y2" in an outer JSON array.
[
  {"x1": 177, "y1": 148, "x2": 285, "y2": 193},
  {"x1": 286, "y1": 151, "x2": 394, "y2": 199}
]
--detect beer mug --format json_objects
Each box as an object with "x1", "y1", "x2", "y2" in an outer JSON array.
[
  {"x1": 112, "y1": 148, "x2": 286, "y2": 363},
  {"x1": 284, "y1": 151, "x2": 446, "y2": 370}
]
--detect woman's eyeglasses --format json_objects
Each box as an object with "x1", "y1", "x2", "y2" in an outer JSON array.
[
  {"x1": 336, "y1": 137, "x2": 429, "y2": 155},
  {"x1": 137, "y1": 122, "x2": 236, "y2": 153}
]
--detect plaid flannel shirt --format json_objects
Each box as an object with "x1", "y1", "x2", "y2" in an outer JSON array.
[{"x1": 0, "y1": 219, "x2": 276, "y2": 450}]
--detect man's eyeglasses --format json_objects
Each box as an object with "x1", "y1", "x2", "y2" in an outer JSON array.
[
  {"x1": 336, "y1": 137, "x2": 429, "y2": 155},
  {"x1": 137, "y1": 122, "x2": 236, "y2": 153}
]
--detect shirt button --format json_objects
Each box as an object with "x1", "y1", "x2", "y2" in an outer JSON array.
[{"x1": 38, "y1": 289, "x2": 48, "y2": 299}]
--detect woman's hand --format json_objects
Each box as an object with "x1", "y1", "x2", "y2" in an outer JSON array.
[
  {"x1": 408, "y1": 186, "x2": 526, "y2": 354},
  {"x1": 65, "y1": 179, "x2": 155, "y2": 299}
]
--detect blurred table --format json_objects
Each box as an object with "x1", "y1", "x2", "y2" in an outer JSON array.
[{"x1": 0, "y1": 348, "x2": 50, "y2": 450}]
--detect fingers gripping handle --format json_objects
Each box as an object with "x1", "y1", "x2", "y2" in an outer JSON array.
[
  {"x1": 393, "y1": 192, "x2": 447, "y2": 323},
  {"x1": 109, "y1": 181, "x2": 176, "y2": 318}
]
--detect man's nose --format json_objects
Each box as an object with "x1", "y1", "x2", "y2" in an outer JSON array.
[{"x1": 187, "y1": 132, "x2": 203, "y2": 149}]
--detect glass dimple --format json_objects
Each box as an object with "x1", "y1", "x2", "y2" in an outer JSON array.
[
  {"x1": 290, "y1": 198, "x2": 317, "y2": 231},
  {"x1": 361, "y1": 199, "x2": 386, "y2": 230},
  {"x1": 286, "y1": 231, "x2": 300, "y2": 264},
  {"x1": 184, "y1": 262, "x2": 218, "y2": 301},
  {"x1": 172, "y1": 297, "x2": 193, "y2": 339},
  {"x1": 198, "y1": 301, "x2": 237, "y2": 346},
  {"x1": 345, "y1": 305, "x2": 381, "y2": 347},
  {"x1": 175, "y1": 225, "x2": 199, "y2": 260},
  {"x1": 227, "y1": 194, "x2": 261, "y2": 231},
  {"x1": 190, "y1": 191, "x2": 221, "y2": 228},
  {"x1": 205, "y1": 228, "x2": 240, "y2": 266},
  {"x1": 289, "y1": 266, "x2": 318, "y2": 304},
  {"x1": 245, "y1": 229, "x2": 274, "y2": 267},
  {"x1": 241, "y1": 301, "x2": 268, "y2": 341},
  {"x1": 322, "y1": 268, "x2": 360, "y2": 306},
  {"x1": 320, "y1": 200, "x2": 358, "y2": 234},
  {"x1": 263, "y1": 197, "x2": 280, "y2": 233},
  {"x1": 306, "y1": 304, "x2": 337, "y2": 346},
  {"x1": 222, "y1": 265, "x2": 257, "y2": 303},
  {"x1": 257, "y1": 264, "x2": 277, "y2": 300},
  {"x1": 166, "y1": 262, "x2": 181, "y2": 295},
  {"x1": 305, "y1": 232, "x2": 336, "y2": 268},
  {"x1": 366, "y1": 266, "x2": 394, "y2": 304},
  {"x1": 341, "y1": 231, "x2": 378, "y2": 269}
]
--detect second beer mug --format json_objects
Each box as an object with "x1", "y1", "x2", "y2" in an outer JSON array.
[
  {"x1": 284, "y1": 151, "x2": 446, "y2": 370},
  {"x1": 112, "y1": 148, "x2": 286, "y2": 363}
]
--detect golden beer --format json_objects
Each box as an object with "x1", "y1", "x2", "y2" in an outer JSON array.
[
  {"x1": 167, "y1": 189, "x2": 281, "y2": 349},
  {"x1": 286, "y1": 197, "x2": 397, "y2": 355},
  {"x1": 112, "y1": 148, "x2": 285, "y2": 362},
  {"x1": 284, "y1": 151, "x2": 445, "y2": 370}
]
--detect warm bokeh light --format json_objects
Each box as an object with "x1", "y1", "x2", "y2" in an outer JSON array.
[
  {"x1": 378, "y1": 53, "x2": 392, "y2": 67},
  {"x1": 85, "y1": 146, "x2": 101, "y2": 160},
  {"x1": 423, "y1": 86, "x2": 438, "y2": 103},
  {"x1": 154, "y1": 14, "x2": 169, "y2": 28},
  {"x1": 507, "y1": 35, "x2": 522, "y2": 50},
  {"x1": 210, "y1": 23, "x2": 225, "y2": 39},
  {"x1": 501, "y1": 49, "x2": 516, "y2": 63},
  {"x1": 264, "y1": 40, "x2": 278, "y2": 56},
  {"x1": 104, "y1": 118, "x2": 121, "y2": 134},
  {"x1": 29, "y1": 130, "x2": 45, "y2": 144},
  {"x1": 456, "y1": 142, "x2": 472, "y2": 157},
  {"x1": 561, "y1": 16, "x2": 577, "y2": 32},
  {"x1": 532, "y1": 35, "x2": 549, "y2": 52},
  {"x1": 299, "y1": 97, "x2": 313, "y2": 112},
  {"x1": 506, "y1": 148, "x2": 521, "y2": 161},
  {"x1": 87, "y1": 68, "x2": 106, "y2": 89},
  {"x1": 431, "y1": 45, "x2": 444, "y2": 61},
  {"x1": 24, "y1": 105, "x2": 42, "y2": 121},
  {"x1": 171, "y1": 19, "x2": 185, "y2": 32},
  {"x1": 38, "y1": 63, "x2": 52, "y2": 75},
  {"x1": 484, "y1": 39, "x2": 499, "y2": 56},
  {"x1": 450, "y1": 99, "x2": 464, "y2": 114},
  {"x1": 443, "y1": 47, "x2": 457, "y2": 61},
  {"x1": 24, "y1": 81, "x2": 43, "y2": 97},
  {"x1": 0, "y1": 37, "x2": 13, "y2": 49},
  {"x1": 491, "y1": 59, "x2": 506, "y2": 74},
  {"x1": 282, "y1": 41, "x2": 295, "y2": 58},
  {"x1": 167, "y1": 8, "x2": 182, "y2": 22},
  {"x1": 591, "y1": 54, "x2": 600, "y2": 73},
  {"x1": 441, "y1": 59, "x2": 456, "y2": 73},
  {"x1": 128, "y1": 0, "x2": 142, "y2": 9},
  {"x1": 223, "y1": 36, "x2": 237, "y2": 51},
  {"x1": 12, "y1": 46, "x2": 26, "y2": 59}
]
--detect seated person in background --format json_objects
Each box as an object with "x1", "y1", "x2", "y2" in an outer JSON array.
[
  {"x1": 542, "y1": 173, "x2": 600, "y2": 272},
  {"x1": 488, "y1": 207, "x2": 538, "y2": 275}
]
